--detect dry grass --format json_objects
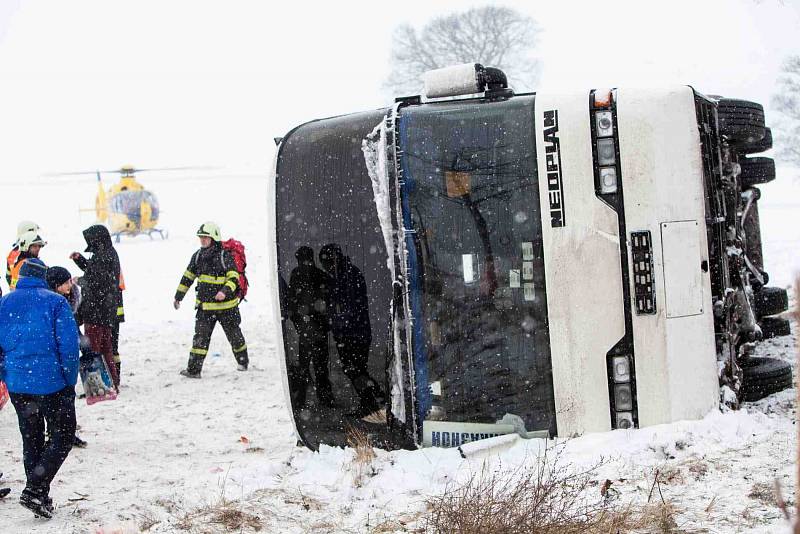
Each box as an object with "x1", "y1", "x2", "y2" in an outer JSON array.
[
  {"x1": 346, "y1": 425, "x2": 378, "y2": 487},
  {"x1": 421, "y1": 451, "x2": 595, "y2": 534},
  {"x1": 347, "y1": 425, "x2": 377, "y2": 464},
  {"x1": 173, "y1": 498, "x2": 263, "y2": 532},
  {"x1": 685, "y1": 459, "x2": 709, "y2": 480},
  {"x1": 137, "y1": 510, "x2": 160, "y2": 532},
  {"x1": 749, "y1": 482, "x2": 778, "y2": 506},
  {"x1": 207, "y1": 501, "x2": 263, "y2": 531},
  {"x1": 420, "y1": 449, "x2": 683, "y2": 534}
]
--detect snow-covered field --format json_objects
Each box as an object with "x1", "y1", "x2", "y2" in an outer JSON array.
[{"x1": 0, "y1": 171, "x2": 797, "y2": 533}]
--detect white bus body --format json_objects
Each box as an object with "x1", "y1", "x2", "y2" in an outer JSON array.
[{"x1": 272, "y1": 66, "x2": 786, "y2": 450}]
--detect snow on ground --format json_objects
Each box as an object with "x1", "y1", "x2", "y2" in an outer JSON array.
[{"x1": 0, "y1": 172, "x2": 798, "y2": 533}]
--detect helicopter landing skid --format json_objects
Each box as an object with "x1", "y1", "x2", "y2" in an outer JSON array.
[
  {"x1": 147, "y1": 228, "x2": 169, "y2": 241},
  {"x1": 112, "y1": 229, "x2": 169, "y2": 243}
]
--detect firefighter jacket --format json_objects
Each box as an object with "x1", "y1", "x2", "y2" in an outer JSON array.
[
  {"x1": 174, "y1": 243, "x2": 240, "y2": 312},
  {"x1": 8, "y1": 251, "x2": 35, "y2": 291},
  {"x1": 116, "y1": 272, "x2": 126, "y2": 323}
]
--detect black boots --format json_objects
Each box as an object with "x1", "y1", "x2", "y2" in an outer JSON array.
[
  {"x1": 19, "y1": 487, "x2": 53, "y2": 519},
  {"x1": 0, "y1": 472, "x2": 10, "y2": 499}
]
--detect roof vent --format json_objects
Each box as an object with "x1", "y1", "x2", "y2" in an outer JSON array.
[{"x1": 423, "y1": 63, "x2": 510, "y2": 99}]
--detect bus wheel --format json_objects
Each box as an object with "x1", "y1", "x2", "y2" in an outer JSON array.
[
  {"x1": 740, "y1": 357, "x2": 793, "y2": 402},
  {"x1": 753, "y1": 286, "x2": 789, "y2": 318},
  {"x1": 739, "y1": 157, "x2": 776, "y2": 187},
  {"x1": 717, "y1": 98, "x2": 766, "y2": 146},
  {"x1": 759, "y1": 316, "x2": 792, "y2": 339},
  {"x1": 738, "y1": 127, "x2": 773, "y2": 155}
]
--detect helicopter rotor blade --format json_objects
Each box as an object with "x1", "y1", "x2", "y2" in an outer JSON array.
[
  {"x1": 42, "y1": 170, "x2": 109, "y2": 177},
  {"x1": 124, "y1": 166, "x2": 219, "y2": 173},
  {"x1": 42, "y1": 165, "x2": 219, "y2": 177}
]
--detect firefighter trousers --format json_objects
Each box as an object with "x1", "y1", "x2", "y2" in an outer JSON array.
[{"x1": 187, "y1": 307, "x2": 248, "y2": 373}]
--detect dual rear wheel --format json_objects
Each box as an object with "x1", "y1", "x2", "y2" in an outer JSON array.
[{"x1": 715, "y1": 97, "x2": 792, "y2": 402}]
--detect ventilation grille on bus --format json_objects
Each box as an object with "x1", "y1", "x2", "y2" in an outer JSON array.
[{"x1": 631, "y1": 230, "x2": 656, "y2": 315}]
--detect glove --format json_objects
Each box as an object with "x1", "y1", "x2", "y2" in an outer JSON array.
[
  {"x1": 173, "y1": 299, "x2": 181, "y2": 310},
  {"x1": 214, "y1": 291, "x2": 226, "y2": 301}
]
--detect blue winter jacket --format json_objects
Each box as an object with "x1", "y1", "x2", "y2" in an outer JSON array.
[{"x1": 0, "y1": 277, "x2": 80, "y2": 394}]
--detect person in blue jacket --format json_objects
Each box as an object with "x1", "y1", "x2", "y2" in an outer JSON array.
[{"x1": 0, "y1": 258, "x2": 80, "y2": 519}]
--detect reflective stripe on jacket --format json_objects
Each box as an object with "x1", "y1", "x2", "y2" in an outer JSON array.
[{"x1": 174, "y1": 243, "x2": 240, "y2": 311}]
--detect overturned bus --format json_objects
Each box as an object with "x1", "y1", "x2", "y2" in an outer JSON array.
[{"x1": 268, "y1": 64, "x2": 791, "y2": 451}]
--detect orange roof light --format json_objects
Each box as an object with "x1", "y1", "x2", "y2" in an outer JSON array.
[{"x1": 593, "y1": 89, "x2": 613, "y2": 109}]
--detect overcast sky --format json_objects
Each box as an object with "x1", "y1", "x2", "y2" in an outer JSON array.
[{"x1": 0, "y1": 0, "x2": 798, "y2": 181}]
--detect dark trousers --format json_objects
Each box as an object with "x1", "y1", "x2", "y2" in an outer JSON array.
[
  {"x1": 295, "y1": 326, "x2": 332, "y2": 405},
  {"x1": 111, "y1": 320, "x2": 122, "y2": 376},
  {"x1": 188, "y1": 308, "x2": 248, "y2": 373},
  {"x1": 111, "y1": 321, "x2": 120, "y2": 355},
  {"x1": 335, "y1": 337, "x2": 380, "y2": 413},
  {"x1": 85, "y1": 324, "x2": 119, "y2": 388},
  {"x1": 9, "y1": 386, "x2": 76, "y2": 497}
]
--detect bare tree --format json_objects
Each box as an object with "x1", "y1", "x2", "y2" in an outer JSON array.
[
  {"x1": 386, "y1": 6, "x2": 540, "y2": 96},
  {"x1": 771, "y1": 55, "x2": 800, "y2": 166}
]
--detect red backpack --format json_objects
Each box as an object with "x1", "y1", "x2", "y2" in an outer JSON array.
[{"x1": 222, "y1": 239, "x2": 249, "y2": 300}]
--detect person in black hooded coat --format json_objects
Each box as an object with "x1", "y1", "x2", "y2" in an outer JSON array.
[{"x1": 70, "y1": 225, "x2": 121, "y2": 388}]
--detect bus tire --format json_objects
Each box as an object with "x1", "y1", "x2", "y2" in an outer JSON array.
[
  {"x1": 717, "y1": 98, "x2": 766, "y2": 145},
  {"x1": 739, "y1": 127, "x2": 773, "y2": 155},
  {"x1": 741, "y1": 357, "x2": 793, "y2": 402},
  {"x1": 739, "y1": 157, "x2": 776, "y2": 187},
  {"x1": 759, "y1": 316, "x2": 792, "y2": 339},
  {"x1": 753, "y1": 286, "x2": 789, "y2": 318}
]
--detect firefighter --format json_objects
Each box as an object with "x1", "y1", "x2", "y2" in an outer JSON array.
[
  {"x1": 9, "y1": 229, "x2": 47, "y2": 291},
  {"x1": 112, "y1": 272, "x2": 126, "y2": 379},
  {"x1": 6, "y1": 221, "x2": 40, "y2": 289},
  {"x1": 173, "y1": 222, "x2": 248, "y2": 378}
]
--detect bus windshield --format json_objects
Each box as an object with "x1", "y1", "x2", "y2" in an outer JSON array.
[{"x1": 398, "y1": 95, "x2": 557, "y2": 435}]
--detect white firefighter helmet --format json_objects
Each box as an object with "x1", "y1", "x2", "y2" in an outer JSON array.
[
  {"x1": 15, "y1": 220, "x2": 40, "y2": 246},
  {"x1": 196, "y1": 221, "x2": 221, "y2": 242},
  {"x1": 17, "y1": 230, "x2": 47, "y2": 252},
  {"x1": 17, "y1": 220, "x2": 40, "y2": 238}
]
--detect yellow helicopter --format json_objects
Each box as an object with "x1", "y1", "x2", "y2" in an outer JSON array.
[{"x1": 52, "y1": 166, "x2": 199, "y2": 242}]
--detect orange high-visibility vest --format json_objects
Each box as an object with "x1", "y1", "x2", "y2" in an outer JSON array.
[
  {"x1": 9, "y1": 258, "x2": 26, "y2": 290},
  {"x1": 6, "y1": 247, "x2": 19, "y2": 281}
]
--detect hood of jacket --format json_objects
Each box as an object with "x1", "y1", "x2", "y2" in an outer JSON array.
[
  {"x1": 83, "y1": 224, "x2": 113, "y2": 253},
  {"x1": 14, "y1": 276, "x2": 49, "y2": 290}
]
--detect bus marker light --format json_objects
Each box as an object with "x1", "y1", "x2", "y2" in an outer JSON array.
[
  {"x1": 616, "y1": 412, "x2": 634, "y2": 429},
  {"x1": 599, "y1": 167, "x2": 618, "y2": 194},
  {"x1": 595, "y1": 111, "x2": 614, "y2": 137},
  {"x1": 614, "y1": 383, "x2": 634, "y2": 411},
  {"x1": 612, "y1": 356, "x2": 631, "y2": 382},
  {"x1": 597, "y1": 138, "x2": 616, "y2": 165}
]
